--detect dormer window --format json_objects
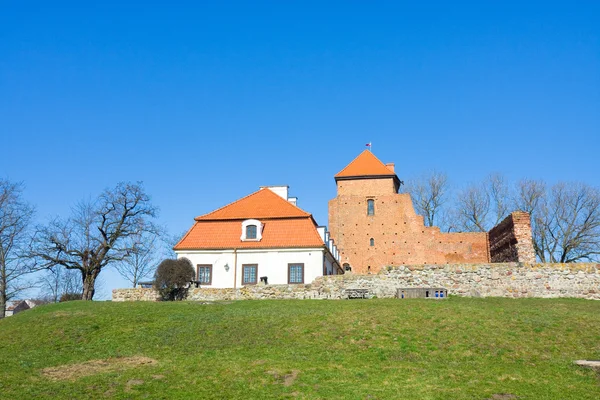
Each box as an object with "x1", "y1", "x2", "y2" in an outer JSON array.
[
  {"x1": 241, "y1": 219, "x2": 263, "y2": 241},
  {"x1": 246, "y1": 224, "x2": 257, "y2": 239}
]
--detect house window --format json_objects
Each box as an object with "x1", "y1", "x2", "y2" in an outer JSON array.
[
  {"x1": 367, "y1": 199, "x2": 374, "y2": 216},
  {"x1": 246, "y1": 225, "x2": 257, "y2": 239},
  {"x1": 288, "y1": 263, "x2": 304, "y2": 284},
  {"x1": 197, "y1": 265, "x2": 212, "y2": 285},
  {"x1": 242, "y1": 264, "x2": 258, "y2": 285},
  {"x1": 241, "y1": 219, "x2": 263, "y2": 241},
  {"x1": 370, "y1": 238, "x2": 375, "y2": 246}
]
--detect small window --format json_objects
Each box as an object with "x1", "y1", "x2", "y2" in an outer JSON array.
[
  {"x1": 197, "y1": 265, "x2": 212, "y2": 285},
  {"x1": 367, "y1": 199, "x2": 374, "y2": 216},
  {"x1": 246, "y1": 225, "x2": 257, "y2": 239},
  {"x1": 242, "y1": 264, "x2": 258, "y2": 285},
  {"x1": 370, "y1": 238, "x2": 375, "y2": 246},
  {"x1": 241, "y1": 219, "x2": 263, "y2": 241},
  {"x1": 288, "y1": 263, "x2": 304, "y2": 284}
]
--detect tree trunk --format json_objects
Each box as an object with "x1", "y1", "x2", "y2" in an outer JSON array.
[
  {"x1": 0, "y1": 295, "x2": 5, "y2": 319},
  {"x1": 81, "y1": 269, "x2": 99, "y2": 301},
  {"x1": 0, "y1": 273, "x2": 6, "y2": 319}
]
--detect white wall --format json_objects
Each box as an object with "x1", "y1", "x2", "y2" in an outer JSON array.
[{"x1": 176, "y1": 248, "x2": 327, "y2": 288}]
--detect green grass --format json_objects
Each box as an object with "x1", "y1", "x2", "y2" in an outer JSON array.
[{"x1": 0, "y1": 298, "x2": 599, "y2": 399}]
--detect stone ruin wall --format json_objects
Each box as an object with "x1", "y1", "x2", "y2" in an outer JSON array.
[
  {"x1": 113, "y1": 262, "x2": 600, "y2": 302},
  {"x1": 489, "y1": 211, "x2": 536, "y2": 263}
]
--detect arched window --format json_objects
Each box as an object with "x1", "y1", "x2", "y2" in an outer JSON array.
[
  {"x1": 370, "y1": 238, "x2": 375, "y2": 246},
  {"x1": 241, "y1": 219, "x2": 263, "y2": 241},
  {"x1": 367, "y1": 199, "x2": 374, "y2": 216},
  {"x1": 246, "y1": 224, "x2": 257, "y2": 239}
]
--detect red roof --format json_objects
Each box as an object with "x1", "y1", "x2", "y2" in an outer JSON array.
[
  {"x1": 335, "y1": 150, "x2": 397, "y2": 179},
  {"x1": 174, "y1": 188, "x2": 325, "y2": 250},
  {"x1": 195, "y1": 188, "x2": 310, "y2": 221},
  {"x1": 174, "y1": 218, "x2": 324, "y2": 250}
]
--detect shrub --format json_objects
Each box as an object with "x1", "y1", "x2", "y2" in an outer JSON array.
[
  {"x1": 59, "y1": 292, "x2": 82, "y2": 302},
  {"x1": 154, "y1": 258, "x2": 195, "y2": 301}
]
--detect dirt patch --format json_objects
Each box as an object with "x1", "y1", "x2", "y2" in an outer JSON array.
[
  {"x1": 42, "y1": 356, "x2": 157, "y2": 381},
  {"x1": 266, "y1": 369, "x2": 300, "y2": 387},
  {"x1": 125, "y1": 379, "x2": 145, "y2": 392}
]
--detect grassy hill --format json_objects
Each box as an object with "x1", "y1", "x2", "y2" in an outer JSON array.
[{"x1": 0, "y1": 298, "x2": 599, "y2": 399}]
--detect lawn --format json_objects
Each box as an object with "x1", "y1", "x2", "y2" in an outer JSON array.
[{"x1": 0, "y1": 298, "x2": 599, "y2": 399}]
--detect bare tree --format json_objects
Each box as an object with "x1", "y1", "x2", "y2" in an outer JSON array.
[
  {"x1": 534, "y1": 182, "x2": 600, "y2": 263},
  {"x1": 0, "y1": 180, "x2": 35, "y2": 318},
  {"x1": 455, "y1": 174, "x2": 510, "y2": 232},
  {"x1": 513, "y1": 179, "x2": 546, "y2": 215},
  {"x1": 487, "y1": 173, "x2": 510, "y2": 226},
  {"x1": 456, "y1": 184, "x2": 490, "y2": 232},
  {"x1": 38, "y1": 265, "x2": 82, "y2": 303},
  {"x1": 114, "y1": 231, "x2": 161, "y2": 288},
  {"x1": 31, "y1": 182, "x2": 158, "y2": 300},
  {"x1": 405, "y1": 171, "x2": 449, "y2": 227}
]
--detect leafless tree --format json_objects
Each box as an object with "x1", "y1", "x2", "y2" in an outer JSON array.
[
  {"x1": 0, "y1": 180, "x2": 36, "y2": 318},
  {"x1": 405, "y1": 171, "x2": 449, "y2": 227},
  {"x1": 513, "y1": 179, "x2": 546, "y2": 215},
  {"x1": 114, "y1": 231, "x2": 161, "y2": 288},
  {"x1": 38, "y1": 265, "x2": 83, "y2": 303},
  {"x1": 455, "y1": 174, "x2": 510, "y2": 232},
  {"x1": 533, "y1": 182, "x2": 600, "y2": 263},
  {"x1": 31, "y1": 182, "x2": 158, "y2": 300}
]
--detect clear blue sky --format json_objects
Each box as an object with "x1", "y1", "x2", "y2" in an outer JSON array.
[{"x1": 2, "y1": 2, "x2": 599, "y2": 298}]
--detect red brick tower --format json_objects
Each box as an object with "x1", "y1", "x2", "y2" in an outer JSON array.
[{"x1": 328, "y1": 151, "x2": 489, "y2": 274}]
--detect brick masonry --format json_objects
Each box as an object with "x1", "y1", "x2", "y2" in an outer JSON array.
[
  {"x1": 112, "y1": 262, "x2": 600, "y2": 301},
  {"x1": 329, "y1": 177, "x2": 490, "y2": 274},
  {"x1": 489, "y1": 211, "x2": 536, "y2": 263}
]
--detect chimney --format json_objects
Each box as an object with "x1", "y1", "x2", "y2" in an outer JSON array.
[{"x1": 385, "y1": 163, "x2": 395, "y2": 173}]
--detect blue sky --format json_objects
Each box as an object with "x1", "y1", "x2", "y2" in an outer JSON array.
[{"x1": 1, "y1": 2, "x2": 599, "y2": 298}]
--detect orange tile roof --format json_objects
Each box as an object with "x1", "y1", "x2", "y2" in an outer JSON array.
[
  {"x1": 196, "y1": 188, "x2": 310, "y2": 221},
  {"x1": 174, "y1": 217, "x2": 325, "y2": 250},
  {"x1": 335, "y1": 150, "x2": 397, "y2": 179}
]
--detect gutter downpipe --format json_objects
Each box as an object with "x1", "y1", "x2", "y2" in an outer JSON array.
[{"x1": 233, "y1": 248, "x2": 238, "y2": 299}]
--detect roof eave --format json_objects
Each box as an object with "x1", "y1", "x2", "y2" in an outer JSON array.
[{"x1": 335, "y1": 174, "x2": 401, "y2": 187}]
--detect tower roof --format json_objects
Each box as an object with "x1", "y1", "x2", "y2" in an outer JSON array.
[{"x1": 334, "y1": 150, "x2": 398, "y2": 181}]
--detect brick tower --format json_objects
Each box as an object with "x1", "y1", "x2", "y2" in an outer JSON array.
[{"x1": 328, "y1": 151, "x2": 490, "y2": 274}]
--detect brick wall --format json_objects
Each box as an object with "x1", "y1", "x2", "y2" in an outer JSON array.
[
  {"x1": 488, "y1": 211, "x2": 536, "y2": 263},
  {"x1": 112, "y1": 263, "x2": 600, "y2": 301},
  {"x1": 329, "y1": 181, "x2": 489, "y2": 274}
]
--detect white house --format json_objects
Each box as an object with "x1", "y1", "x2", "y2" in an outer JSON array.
[{"x1": 174, "y1": 186, "x2": 342, "y2": 288}]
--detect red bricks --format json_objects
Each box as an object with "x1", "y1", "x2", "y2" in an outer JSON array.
[{"x1": 329, "y1": 176, "x2": 490, "y2": 274}]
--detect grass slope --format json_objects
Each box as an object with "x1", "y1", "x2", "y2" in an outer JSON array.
[{"x1": 0, "y1": 298, "x2": 599, "y2": 399}]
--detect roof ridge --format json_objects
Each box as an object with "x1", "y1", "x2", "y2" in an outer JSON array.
[
  {"x1": 195, "y1": 187, "x2": 310, "y2": 221},
  {"x1": 195, "y1": 189, "x2": 261, "y2": 220},
  {"x1": 334, "y1": 149, "x2": 370, "y2": 177}
]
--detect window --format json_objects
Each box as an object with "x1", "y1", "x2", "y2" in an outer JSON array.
[
  {"x1": 197, "y1": 265, "x2": 212, "y2": 285},
  {"x1": 242, "y1": 264, "x2": 258, "y2": 285},
  {"x1": 288, "y1": 263, "x2": 304, "y2": 284},
  {"x1": 370, "y1": 238, "x2": 375, "y2": 246},
  {"x1": 246, "y1": 225, "x2": 257, "y2": 239},
  {"x1": 367, "y1": 199, "x2": 374, "y2": 216},
  {"x1": 241, "y1": 219, "x2": 263, "y2": 241}
]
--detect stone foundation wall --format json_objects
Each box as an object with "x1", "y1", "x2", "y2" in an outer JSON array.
[
  {"x1": 112, "y1": 263, "x2": 600, "y2": 301},
  {"x1": 112, "y1": 288, "x2": 161, "y2": 302}
]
